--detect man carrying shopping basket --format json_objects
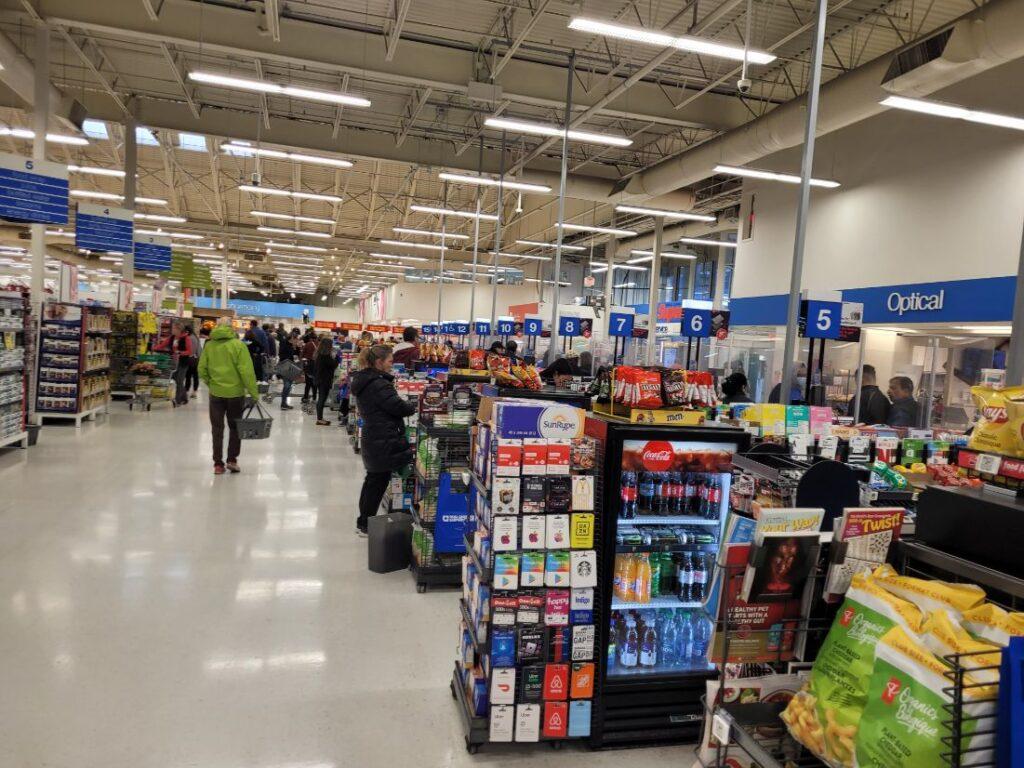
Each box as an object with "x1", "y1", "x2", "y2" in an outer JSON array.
[{"x1": 198, "y1": 318, "x2": 260, "y2": 475}]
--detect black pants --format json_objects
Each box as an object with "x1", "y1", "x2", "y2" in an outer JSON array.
[
  {"x1": 186, "y1": 357, "x2": 199, "y2": 392},
  {"x1": 252, "y1": 354, "x2": 264, "y2": 383},
  {"x1": 315, "y1": 382, "x2": 332, "y2": 420},
  {"x1": 173, "y1": 358, "x2": 191, "y2": 404},
  {"x1": 303, "y1": 374, "x2": 317, "y2": 402},
  {"x1": 209, "y1": 395, "x2": 244, "y2": 465},
  {"x1": 358, "y1": 470, "x2": 392, "y2": 532}
]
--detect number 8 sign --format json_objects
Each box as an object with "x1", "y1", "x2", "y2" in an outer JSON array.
[
  {"x1": 558, "y1": 316, "x2": 581, "y2": 337},
  {"x1": 682, "y1": 308, "x2": 711, "y2": 338}
]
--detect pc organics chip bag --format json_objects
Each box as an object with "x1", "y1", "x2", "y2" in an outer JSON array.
[
  {"x1": 854, "y1": 624, "x2": 997, "y2": 768},
  {"x1": 962, "y1": 603, "x2": 1024, "y2": 646},
  {"x1": 781, "y1": 569, "x2": 922, "y2": 767},
  {"x1": 872, "y1": 563, "x2": 986, "y2": 617},
  {"x1": 968, "y1": 385, "x2": 1024, "y2": 456}
]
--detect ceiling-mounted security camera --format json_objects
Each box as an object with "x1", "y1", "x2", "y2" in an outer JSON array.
[
  {"x1": 250, "y1": 171, "x2": 261, "y2": 186},
  {"x1": 737, "y1": 78, "x2": 752, "y2": 95}
]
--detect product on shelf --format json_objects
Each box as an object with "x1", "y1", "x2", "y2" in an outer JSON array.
[
  {"x1": 612, "y1": 366, "x2": 719, "y2": 409},
  {"x1": 36, "y1": 303, "x2": 111, "y2": 415}
]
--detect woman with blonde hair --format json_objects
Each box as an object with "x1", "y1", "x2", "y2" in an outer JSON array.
[{"x1": 349, "y1": 345, "x2": 417, "y2": 536}]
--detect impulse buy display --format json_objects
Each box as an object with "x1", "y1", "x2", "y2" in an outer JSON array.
[
  {"x1": 36, "y1": 302, "x2": 111, "y2": 417},
  {"x1": 0, "y1": 290, "x2": 28, "y2": 447}
]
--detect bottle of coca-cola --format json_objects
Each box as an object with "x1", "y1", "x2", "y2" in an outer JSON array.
[
  {"x1": 668, "y1": 471, "x2": 684, "y2": 515},
  {"x1": 684, "y1": 474, "x2": 697, "y2": 516},
  {"x1": 621, "y1": 471, "x2": 638, "y2": 519},
  {"x1": 654, "y1": 473, "x2": 671, "y2": 516},
  {"x1": 698, "y1": 475, "x2": 711, "y2": 517},
  {"x1": 638, "y1": 472, "x2": 656, "y2": 514},
  {"x1": 705, "y1": 477, "x2": 721, "y2": 519},
  {"x1": 691, "y1": 553, "x2": 708, "y2": 601},
  {"x1": 677, "y1": 552, "x2": 694, "y2": 602}
]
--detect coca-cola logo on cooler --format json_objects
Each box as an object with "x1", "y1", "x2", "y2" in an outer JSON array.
[{"x1": 640, "y1": 440, "x2": 675, "y2": 471}]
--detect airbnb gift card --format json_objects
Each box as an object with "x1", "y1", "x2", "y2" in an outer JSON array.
[
  {"x1": 542, "y1": 663, "x2": 569, "y2": 701},
  {"x1": 542, "y1": 701, "x2": 569, "y2": 738}
]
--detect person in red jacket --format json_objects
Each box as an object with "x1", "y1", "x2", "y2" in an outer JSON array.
[
  {"x1": 153, "y1": 321, "x2": 195, "y2": 406},
  {"x1": 390, "y1": 326, "x2": 420, "y2": 369}
]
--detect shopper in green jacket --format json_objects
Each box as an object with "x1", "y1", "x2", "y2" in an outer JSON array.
[{"x1": 198, "y1": 319, "x2": 260, "y2": 475}]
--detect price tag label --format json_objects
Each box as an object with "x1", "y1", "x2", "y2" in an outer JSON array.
[
  {"x1": 523, "y1": 317, "x2": 542, "y2": 336},
  {"x1": 497, "y1": 319, "x2": 515, "y2": 335},
  {"x1": 976, "y1": 453, "x2": 1002, "y2": 475},
  {"x1": 558, "y1": 316, "x2": 581, "y2": 337},
  {"x1": 682, "y1": 308, "x2": 711, "y2": 338},
  {"x1": 711, "y1": 713, "x2": 731, "y2": 745},
  {"x1": 608, "y1": 311, "x2": 634, "y2": 338},
  {"x1": 802, "y1": 299, "x2": 842, "y2": 339}
]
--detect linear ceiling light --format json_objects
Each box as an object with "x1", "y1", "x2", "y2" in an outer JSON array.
[
  {"x1": 363, "y1": 263, "x2": 413, "y2": 271},
  {"x1": 237, "y1": 184, "x2": 343, "y2": 203},
  {"x1": 367, "y1": 252, "x2": 430, "y2": 262},
  {"x1": 880, "y1": 95, "x2": 1024, "y2": 131},
  {"x1": 0, "y1": 127, "x2": 88, "y2": 145},
  {"x1": 68, "y1": 165, "x2": 125, "y2": 178},
  {"x1": 225, "y1": 144, "x2": 352, "y2": 169},
  {"x1": 626, "y1": 251, "x2": 697, "y2": 264},
  {"x1": 591, "y1": 264, "x2": 647, "y2": 273},
  {"x1": 72, "y1": 190, "x2": 168, "y2": 206},
  {"x1": 515, "y1": 239, "x2": 586, "y2": 253},
  {"x1": 379, "y1": 239, "x2": 450, "y2": 251},
  {"x1": 134, "y1": 213, "x2": 187, "y2": 223},
  {"x1": 490, "y1": 251, "x2": 552, "y2": 262},
  {"x1": 677, "y1": 237, "x2": 739, "y2": 248},
  {"x1": 562, "y1": 223, "x2": 637, "y2": 237},
  {"x1": 266, "y1": 241, "x2": 330, "y2": 253},
  {"x1": 135, "y1": 229, "x2": 204, "y2": 240},
  {"x1": 392, "y1": 227, "x2": 469, "y2": 240},
  {"x1": 257, "y1": 226, "x2": 331, "y2": 239},
  {"x1": 409, "y1": 204, "x2": 498, "y2": 221},
  {"x1": 484, "y1": 117, "x2": 632, "y2": 147},
  {"x1": 614, "y1": 204, "x2": 716, "y2": 222},
  {"x1": 568, "y1": 17, "x2": 776, "y2": 64},
  {"x1": 250, "y1": 211, "x2": 334, "y2": 225},
  {"x1": 714, "y1": 164, "x2": 840, "y2": 188},
  {"x1": 437, "y1": 172, "x2": 551, "y2": 193},
  {"x1": 189, "y1": 72, "x2": 371, "y2": 108}
]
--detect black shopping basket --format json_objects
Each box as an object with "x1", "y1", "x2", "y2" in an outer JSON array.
[{"x1": 237, "y1": 400, "x2": 274, "y2": 439}]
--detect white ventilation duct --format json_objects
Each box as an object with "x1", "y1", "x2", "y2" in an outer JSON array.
[{"x1": 622, "y1": 0, "x2": 1024, "y2": 201}]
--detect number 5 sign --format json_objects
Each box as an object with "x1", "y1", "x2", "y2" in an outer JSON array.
[
  {"x1": 802, "y1": 300, "x2": 842, "y2": 339},
  {"x1": 682, "y1": 308, "x2": 711, "y2": 338}
]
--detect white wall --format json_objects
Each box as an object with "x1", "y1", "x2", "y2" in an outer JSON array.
[
  {"x1": 382, "y1": 281, "x2": 542, "y2": 323},
  {"x1": 732, "y1": 59, "x2": 1024, "y2": 299},
  {"x1": 315, "y1": 304, "x2": 360, "y2": 324}
]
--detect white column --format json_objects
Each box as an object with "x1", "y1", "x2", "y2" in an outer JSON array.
[
  {"x1": 121, "y1": 114, "x2": 137, "y2": 279},
  {"x1": 29, "y1": 23, "x2": 49, "y2": 306}
]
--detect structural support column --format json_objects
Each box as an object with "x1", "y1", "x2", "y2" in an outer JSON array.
[
  {"x1": 220, "y1": 255, "x2": 229, "y2": 308},
  {"x1": 490, "y1": 131, "x2": 507, "y2": 328},
  {"x1": 1006, "y1": 218, "x2": 1024, "y2": 384},
  {"x1": 602, "y1": 215, "x2": 615, "y2": 336},
  {"x1": 549, "y1": 50, "x2": 575, "y2": 359},
  {"x1": 437, "y1": 181, "x2": 448, "y2": 325},
  {"x1": 851, "y1": 331, "x2": 866, "y2": 423},
  {"x1": 779, "y1": 0, "x2": 828, "y2": 405},
  {"x1": 645, "y1": 217, "x2": 664, "y2": 365},
  {"x1": 29, "y1": 23, "x2": 49, "y2": 307},
  {"x1": 467, "y1": 137, "x2": 483, "y2": 326},
  {"x1": 121, "y1": 112, "x2": 137, "y2": 279}
]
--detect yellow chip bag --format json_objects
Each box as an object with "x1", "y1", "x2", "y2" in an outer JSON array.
[
  {"x1": 920, "y1": 609, "x2": 1002, "y2": 685},
  {"x1": 873, "y1": 563, "x2": 986, "y2": 617},
  {"x1": 968, "y1": 385, "x2": 1024, "y2": 456},
  {"x1": 962, "y1": 603, "x2": 1024, "y2": 647}
]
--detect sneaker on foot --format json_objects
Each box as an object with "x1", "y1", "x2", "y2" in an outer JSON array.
[
  {"x1": 316, "y1": 419, "x2": 330, "y2": 426},
  {"x1": 225, "y1": 461, "x2": 240, "y2": 473},
  {"x1": 281, "y1": 404, "x2": 294, "y2": 410},
  {"x1": 213, "y1": 464, "x2": 226, "y2": 475},
  {"x1": 355, "y1": 527, "x2": 368, "y2": 538}
]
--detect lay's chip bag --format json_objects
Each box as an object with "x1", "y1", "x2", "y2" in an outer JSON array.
[
  {"x1": 781, "y1": 568, "x2": 922, "y2": 767},
  {"x1": 968, "y1": 385, "x2": 1024, "y2": 456}
]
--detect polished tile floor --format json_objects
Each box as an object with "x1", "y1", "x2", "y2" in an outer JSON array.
[{"x1": 0, "y1": 398, "x2": 686, "y2": 768}]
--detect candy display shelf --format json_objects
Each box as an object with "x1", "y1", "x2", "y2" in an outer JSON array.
[{"x1": 36, "y1": 302, "x2": 110, "y2": 427}]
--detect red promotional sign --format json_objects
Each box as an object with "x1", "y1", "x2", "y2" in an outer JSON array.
[
  {"x1": 339, "y1": 322, "x2": 362, "y2": 331},
  {"x1": 639, "y1": 441, "x2": 675, "y2": 472},
  {"x1": 313, "y1": 320, "x2": 336, "y2": 329},
  {"x1": 391, "y1": 325, "x2": 405, "y2": 334},
  {"x1": 366, "y1": 324, "x2": 390, "y2": 333}
]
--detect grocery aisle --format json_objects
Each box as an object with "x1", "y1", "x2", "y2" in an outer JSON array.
[{"x1": 0, "y1": 401, "x2": 681, "y2": 767}]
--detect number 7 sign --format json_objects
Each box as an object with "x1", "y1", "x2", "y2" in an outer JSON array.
[{"x1": 608, "y1": 311, "x2": 634, "y2": 337}]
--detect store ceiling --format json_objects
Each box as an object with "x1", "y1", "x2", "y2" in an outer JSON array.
[{"x1": 0, "y1": 0, "x2": 984, "y2": 298}]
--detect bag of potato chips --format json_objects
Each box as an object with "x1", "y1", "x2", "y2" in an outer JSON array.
[
  {"x1": 873, "y1": 563, "x2": 986, "y2": 617},
  {"x1": 855, "y1": 624, "x2": 997, "y2": 768},
  {"x1": 921, "y1": 609, "x2": 1002, "y2": 685},
  {"x1": 962, "y1": 603, "x2": 1024, "y2": 647},
  {"x1": 782, "y1": 569, "x2": 923, "y2": 767},
  {"x1": 968, "y1": 385, "x2": 1024, "y2": 456}
]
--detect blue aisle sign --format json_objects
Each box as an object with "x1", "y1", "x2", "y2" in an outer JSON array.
[
  {"x1": 682, "y1": 308, "x2": 711, "y2": 338},
  {"x1": 474, "y1": 320, "x2": 491, "y2": 336},
  {"x1": 523, "y1": 316, "x2": 543, "y2": 336},
  {"x1": 133, "y1": 233, "x2": 172, "y2": 272},
  {"x1": 453, "y1": 321, "x2": 470, "y2": 335},
  {"x1": 76, "y1": 203, "x2": 134, "y2": 253},
  {"x1": 558, "y1": 315, "x2": 582, "y2": 337},
  {"x1": 439, "y1": 321, "x2": 451, "y2": 334},
  {"x1": 801, "y1": 299, "x2": 842, "y2": 339},
  {"x1": 608, "y1": 311, "x2": 634, "y2": 337},
  {"x1": 0, "y1": 153, "x2": 69, "y2": 225},
  {"x1": 497, "y1": 318, "x2": 515, "y2": 335}
]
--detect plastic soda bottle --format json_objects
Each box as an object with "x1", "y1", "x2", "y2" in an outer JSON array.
[
  {"x1": 635, "y1": 554, "x2": 651, "y2": 604},
  {"x1": 620, "y1": 617, "x2": 639, "y2": 669},
  {"x1": 692, "y1": 612, "x2": 711, "y2": 667},
  {"x1": 620, "y1": 471, "x2": 638, "y2": 518},
  {"x1": 639, "y1": 611, "x2": 658, "y2": 669},
  {"x1": 623, "y1": 555, "x2": 639, "y2": 602},
  {"x1": 613, "y1": 554, "x2": 628, "y2": 599},
  {"x1": 677, "y1": 611, "x2": 694, "y2": 670},
  {"x1": 650, "y1": 553, "x2": 662, "y2": 598},
  {"x1": 659, "y1": 609, "x2": 679, "y2": 669}
]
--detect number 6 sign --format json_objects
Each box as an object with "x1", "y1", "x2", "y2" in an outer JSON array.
[{"x1": 682, "y1": 308, "x2": 711, "y2": 338}]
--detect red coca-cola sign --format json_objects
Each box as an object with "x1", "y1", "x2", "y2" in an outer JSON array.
[{"x1": 639, "y1": 441, "x2": 675, "y2": 471}]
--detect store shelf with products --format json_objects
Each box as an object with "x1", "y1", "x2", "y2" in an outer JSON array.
[
  {"x1": 36, "y1": 302, "x2": 110, "y2": 426},
  {"x1": 453, "y1": 398, "x2": 599, "y2": 751},
  {"x1": 0, "y1": 291, "x2": 28, "y2": 449},
  {"x1": 110, "y1": 310, "x2": 139, "y2": 397}
]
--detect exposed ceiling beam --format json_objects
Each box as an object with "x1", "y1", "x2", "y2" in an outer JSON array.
[
  {"x1": 208, "y1": 137, "x2": 225, "y2": 225},
  {"x1": 140, "y1": 0, "x2": 161, "y2": 22},
  {"x1": 253, "y1": 58, "x2": 271, "y2": 131},
  {"x1": 492, "y1": 0, "x2": 552, "y2": 79},
  {"x1": 331, "y1": 72, "x2": 350, "y2": 139},
  {"x1": 395, "y1": 87, "x2": 432, "y2": 148},
  {"x1": 56, "y1": 27, "x2": 129, "y2": 117},
  {"x1": 0, "y1": 28, "x2": 82, "y2": 131},
  {"x1": 159, "y1": 42, "x2": 200, "y2": 120},
  {"x1": 385, "y1": 0, "x2": 412, "y2": 62},
  {"x1": 263, "y1": 0, "x2": 281, "y2": 43}
]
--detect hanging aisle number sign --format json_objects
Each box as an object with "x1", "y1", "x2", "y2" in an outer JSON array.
[
  {"x1": 440, "y1": 321, "x2": 453, "y2": 334},
  {"x1": 0, "y1": 153, "x2": 69, "y2": 224},
  {"x1": 608, "y1": 309, "x2": 634, "y2": 338},
  {"x1": 682, "y1": 308, "x2": 711, "y2": 338},
  {"x1": 558, "y1": 316, "x2": 582, "y2": 337},
  {"x1": 422, "y1": 323, "x2": 438, "y2": 335},
  {"x1": 523, "y1": 316, "x2": 543, "y2": 336},
  {"x1": 75, "y1": 203, "x2": 134, "y2": 253},
  {"x1": 453, "y1": 321, "x2": 470, "y2": 335},
  {"x1": 497, "y1": 318, "x2": 515, "y2": 335},
  {"x1": 474, "y1": 320, "x2": 491, "y2": 336},
  {"x1": 801, "y1": 299, "x2": 842, "y2": 339}
]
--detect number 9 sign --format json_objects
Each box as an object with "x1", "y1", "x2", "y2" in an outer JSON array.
[
  {"x1": 682, "y1": 308, "x2": 711, "y2": 338},
  {"x1": 523, "y1": 317, "x2": 542, "y2": 336}
]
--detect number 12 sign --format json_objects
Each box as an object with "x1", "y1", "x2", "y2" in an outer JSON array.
[{"x1": 802, "y1": 300, "x2": 842, "y2": 339}]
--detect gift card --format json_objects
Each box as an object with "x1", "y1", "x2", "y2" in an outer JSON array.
[
  {"x1": 547, "y1": 626, "x2": 572, "y2": 663},
  {"x1": 544, "y1": 589, "x2": 570, "y2": 626},
  {"x1": 517, "y1": 627, "x2": 545, "y2": 665},
  {"x1": 570, "y1": 662, "x2": 594, "y2": 699},
  {"x1": 568, "y1": 700, "x2": 592, "y2": 737},
  {"x1": 491, "y1": 628, "x2": 516, "y2": 667},
  {"x1": 489, "y1": 704, "x2": 515, "y2": 742},
  {"x1": 571, "y1": 476, "x2": 594, "y2": 512},
  {"x1": 542, "y1": 702, "x2": 568, "y2": 739},
  {"x1": 494, "y1": 439, "x2": 522, "y2": 477},
  {"x1": 522, "y1": 438, "x2": 547, "y2": 475},
  {"x1": 521, "y1": 476, "x2": 547, "y2": 515},
  {"x1": 546, "y1": 476, "x2": 572, "y2": 514},
  {"x1": 521, "y1": 515, "x2": 546, "y2": 549},
  {"x1": 519, "y1": 665, "x2": 544, "y2": 702},
  {"x1": 544, "y1": 551, "x2": 571, "y2": 587},
  {"x1": 570, "y1": 436, "x2": 597, "y2": 472},
  {"x1": 570, "y1": 550, "x2": 597, "y2": 588},
  {"x1": 492, "y1": 595, "x2": 518, "y2": 627},
  {"x1": 570, "y1": 513, "x2": 595, "y2": 548},
  {"x1": 491, "y1": 667, "x2": 516, "y2": 704},
  {"x1": 570, "y1": 588, "x2": 594, "y2": 624},
  {"x1": 519, "y1": 551, "x2": 546, "y2": 588},
  {"x1": 492, "y1": 516, "x2": 518, "y2": 551},
  {"x1": 515, "y1": 703, "x2": 541, "y2": 742},
  {"x1": 546, "y1": 439, "x2": 570, "y2": 475},
  {"x1": 493, "y1": 552, "x2": 520, "y2": 591},
  {"x1": 545, "y1": 514, "x2": 570, "y2": 549},
  {"x1": 543, "y1": 663, "x2": 569, "y2": 701},
  {"x1": 492, "y1": 476, "x2": 521, "y2": 515},
  {"x1": 571, "y1": 624, "x2": 595, "y2": 661},
  {"x1": 517, "y1": 592, "x2": 544, "y2": 625}
]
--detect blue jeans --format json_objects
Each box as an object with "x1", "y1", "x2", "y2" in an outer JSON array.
[{"x1": 280, "y1": 377, "x2": 293, "y2": 406}]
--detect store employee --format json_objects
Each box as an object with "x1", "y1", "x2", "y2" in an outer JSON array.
[{"x1": 887, "y1": 376, "x2": 920, "y2": 427}]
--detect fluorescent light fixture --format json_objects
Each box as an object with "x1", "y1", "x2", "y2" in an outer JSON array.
[
  {"x1": 189, "y1": 71, "x2": 370, "y2": 107},
  {"x1": 237, "y1": 184, "x2": 343, "y2": 203},
  {"x1": 515, "y1": 239, "x2": 586, "y2": 253},
  {"x1": 46, "y1": 229, "x2": 74, "y2": 238},
  {"x1": 490, "y1": 251, "x2": 552, "y2": 262},
  {"x1": 484, "y1": 117, "x2": 632, "y2": 147},
  {"x1": 379, "y1": 239, "x2": 449, "y2": 252},
  {"x1": 591, "y1": 264, "x2": 647, "y2": 273},
  {"x1": 714, "y1": 164, "x2": 840, "y2": 188},
  {"x1": 524, "y1": 278, "x2": 571, "y2": 287},
  {"x1": 392, "y1": 227, "x2": 469, "y2": 240},
  {"x1": 626, "y1": 250, "x2": 697, "y2": 264},
  {"x1": 677, "y1": 237, "x2": 739, "y2": 248},
  {"x1": 613, "y1": 282, "x2": 636, "y2": 289},
  {"x1": 568, "y1": 17, "x2": 775, "y2": 65},
  {"x1": 614, "y1": 204, "x2": 716, "y2": 222},
  {"x1": 250, "y1": 210, "x2": 334, "y2": 225},
  {"x1": 225, "y1": 144, "x2": 352, "y2": 169},
  {"x1": 71, "y1": 190, "x2": 168, "y2": 206},
  {"x1": 135, "y1": 213, "x2": 187, "y2": 223},
  {"x1": 409, "y1": 204, "x2": 498, "y2": 221},
  {"x1": 368, "y1": 252, "x2": 430, "y2": 262},
  {"x1": 266, "y1": 241, "x2": 330, "y2": 253},
  {"x1": 257, "y1": 226, "x2": 331, "y2": 239},
  {"x1": 0, "y1": 127, "x2": 88, "y2": 145},
  {"x1": 99, "y1": 255, "x2": 123, "y2": 262},
  {"x1": 952, "y1": 325, "x2": 1014, "y2": 334},
  {"x1": 363, "y1": 263, "x2": 413, "y2": 271},
  {"x1": 880, "y1": 95, "x2": 1024, "y2": 132},
  {"x1": 68, "y1": 165, "x2": 125, "y2": 178},
  {"x1": 562, "y1": 223, "x2": 637, "y2": 237},
  {"x1": 437, "y1": 172, "x2": 551, "y2": 193},
  {"x1": 135, "y1": 228, "x2": 204, "y2": 240}
]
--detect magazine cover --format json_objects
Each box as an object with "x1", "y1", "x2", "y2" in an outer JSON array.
[
  {"x1": 745, "y1": 532, "x2": 819, "y2": 603},
  {"x1": 823, "y1": 507, "x2": 903, "y2": 602}
]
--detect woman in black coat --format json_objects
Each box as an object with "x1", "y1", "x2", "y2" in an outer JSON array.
[
  {"x1": 313, "y1": 336, "x2": 339, "y2": 426},
  {"x1": 349, "y1": 345, "x2": 417, "y2": 536}
]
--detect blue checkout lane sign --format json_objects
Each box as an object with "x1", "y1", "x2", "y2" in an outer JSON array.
[
  {"x1": 682, "y1": 308, "x2": 711, "y2": 338},
  {"x1": 0, "y1": 153, "x2": 69, "y2": 225},
  {"x1": 558, "y1": 316, "x2": 582, "y2": 337},
  {"x1": 608, "y1": 311, "x2": 634, "y2": 338},
  {"x1": 76, "y1": 203, "x2": 134, "y2": 253},
  {"x1": 453, "y1": 321, "x2": 470, "y2": 335},
  {"x1": 523, "y1": 316, "x2": 543, "y2": 336},
  {"x1": 133, "y1": 233, "x2": 172, "y2": 272},
  {"x1": 801, "y1": 299, "x2": 842, "y2": 339},
  {"x1": 496, "y1": 318, "x2": 515, "y2": 335},
  {"x1": 421, "y1": 323, "x2": 438, "y2": 335},
  {"x1": 474, "y1": 320, "x2": 491, "y2": 336}
]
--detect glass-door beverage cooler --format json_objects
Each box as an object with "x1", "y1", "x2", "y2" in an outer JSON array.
[{"x1": 588, "y1": 419, "x2": 749, "y2": 748}]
